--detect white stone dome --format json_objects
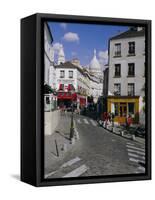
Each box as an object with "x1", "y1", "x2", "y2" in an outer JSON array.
[
  {"x1": 58, "y1": 45, "x2": 65, "y2": 57},
  {"x1": 89, "y1": 49, "x2": 101, "y2": 73},
  {"x1": 58, "y1": 44, "x2": 65, "y2": 64}
]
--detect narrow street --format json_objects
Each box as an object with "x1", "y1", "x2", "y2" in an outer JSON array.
[{"x1": 46, "y1": 113, "x2": 145, "y2": 179}]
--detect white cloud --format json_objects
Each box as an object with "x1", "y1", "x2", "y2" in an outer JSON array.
[
  {"x1": 63, "y1": 32, "x2": 79, "y2": 42},
  {"x1": 98, "y1": 50, "x2": 108, "y2": 70},
  {"x1": 60, "y1": 23, "x2": 67, "y2": 29}
]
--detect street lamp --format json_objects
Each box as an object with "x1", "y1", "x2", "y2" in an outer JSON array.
[{"x1": 70, "y1": 91, "x2": 75, "y2": 142}]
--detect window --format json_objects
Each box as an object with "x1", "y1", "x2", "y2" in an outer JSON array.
[
  {"x1": 128, "y1": 63, "x2": 135, "y2": 76},
  {"x1": 128, "y1": 103, "x2": 135, "y2": 115},
  {"x1": 60, "y1": 70, "x2": 65, "y2": 78},
  {"x1": 114, "y1": 103, "x2": 119, "y2": 116},
  {"x1": 114, "y1": 43, "x2": 121, "y2": 57},
  {"x1": 114, "y1": 83, "x2": 121, "y2": 96},
  {"x1": 128, "y1": 83, "x2": 135, "y2": 96},
  {"x1": 69, "y1": 70, "x2": 73, "y2": 78},
  {"x1": 120, "y1": 103, "x2": 127, "y2": 117},
  {"x1": 128, "y1": 42, "x2": 135, "y2": 55},
  {"x1": 114, "y1": 64, "x2": 121, "y2": 77}
]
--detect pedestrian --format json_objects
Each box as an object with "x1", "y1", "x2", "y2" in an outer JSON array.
[
  {"x1": 108, "y1": 112, "x2": 112, "y2": 124},
  {"x1": 104, "y1": 112, "x2": 108, "y2": 128},
  {"x1": 126, "y1": 114, "x2": 132, "y2": 130},
  {"x1": 111, "y1": 112, "x2": 115, "y2": 127}
]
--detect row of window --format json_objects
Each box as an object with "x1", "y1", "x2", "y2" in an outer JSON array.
[
  {"x1": 114, "y1": 63, "x2": 135, "y2": 77},
  {"x1": 114, "y1": 42, "x2": 135, "y2": 57},
  {"x1": 114, "y1": 83, "x2": 135, "y2": 96},
  {"x1": 60, "y1": 70, "x2": 73, "y2": 78}
]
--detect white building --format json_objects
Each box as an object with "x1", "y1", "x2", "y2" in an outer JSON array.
[
  {"x1": 44, "y1": 22, "x2": 56, "y2": 89},
  {"x1": 55, "y1": 60, "x2": 89, "y2": 107},
  {"x1": 107, "y1": 27, "x2": 145, "y2": 124}
]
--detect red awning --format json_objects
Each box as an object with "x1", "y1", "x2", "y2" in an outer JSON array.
[
  {"x1": 57, "y1": 92, "x2": 77, "y2": 100},
  {"x1": 67, "y1": 84, "x2": 75, "y2": 91},
  {"x1": 59, "y1": 84, "x2": 64, "y2": 90}
]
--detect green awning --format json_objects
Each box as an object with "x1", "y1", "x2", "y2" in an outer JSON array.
[{"x1": 44, "y1": 84, "x2": 54, "y2": 94}]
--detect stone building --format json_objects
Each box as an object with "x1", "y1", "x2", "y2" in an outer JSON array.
[{"x1": 107, "y1": 27, "x2": 145, "y2": 125}]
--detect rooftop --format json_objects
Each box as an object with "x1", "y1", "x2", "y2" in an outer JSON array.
[{"x1": 110, "y1": 28, "x2": 145, "y2": 40}]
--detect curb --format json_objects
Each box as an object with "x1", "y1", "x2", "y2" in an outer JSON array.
[{"x1": 100, "y1": 124, "x2": 145, "y2": 144}]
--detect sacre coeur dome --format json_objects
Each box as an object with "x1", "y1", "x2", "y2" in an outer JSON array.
[{"x1": 89, "y1": 49, "x2": 101, "y2": 73}]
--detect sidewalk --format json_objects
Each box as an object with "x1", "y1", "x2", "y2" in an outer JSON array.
[
  {"x1": 44, "y1": 112, "x2": 79, "y2": 176},
  {"x1": 98, "y1": 121, "x2": 145, "y2": 144}
]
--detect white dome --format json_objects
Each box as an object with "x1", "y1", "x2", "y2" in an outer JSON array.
[
  {"x1": 89, "y1": 49, "x2": 101, "y2": 73},
  {"x1": 58, "y1": 45, "x2": 65, "y2": 57},
  {"x1": 58, "y1": 45, "x2": 65, "y2": 64}
]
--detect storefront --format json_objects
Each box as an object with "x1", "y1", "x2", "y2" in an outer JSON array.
[
  {"x1": 107, "y1": 96, "x2": 139, "y2": 124},
  {"x1": 57, "y1": 92, "x2": 77, "y2": 108},
  {"x1": 77, "y1": 95, "x2": 87, "y2": 108},
  {"x1": 57, "y1": 92, "x2": 87, "y2": 108}
]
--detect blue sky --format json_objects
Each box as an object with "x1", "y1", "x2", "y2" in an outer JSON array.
[{"x1": 48, "y1": 21, "x2": 129, "y2": 67}]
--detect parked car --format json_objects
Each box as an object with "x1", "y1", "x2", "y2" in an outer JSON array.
[{"x1": 134, "y1": 126, "x2": 145, "y2": 138}]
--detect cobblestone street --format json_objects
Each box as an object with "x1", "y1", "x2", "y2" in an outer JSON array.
[{"x1": 45, "y1": 112, "x2": 145, "y2": 179}]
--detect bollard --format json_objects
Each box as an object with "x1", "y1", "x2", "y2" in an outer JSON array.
[
  {"x1": 74, "y1": 130, "x2": 79, "y2": 140},
  {"x1": 131, "y1": 134, "x2": 136, "y2": 141},
  {"x1": 55, "y1": 139, "x2": 59, "y2": 157},
  {"x1": 62, "y1": 143, "x2": 67, "y2": 152},
  {"x1": 111, "y1": 127, "x2": 114, "y2": 132},
  {"x1": 121, "y1": 131, "x2": 124, "y2": 137}
]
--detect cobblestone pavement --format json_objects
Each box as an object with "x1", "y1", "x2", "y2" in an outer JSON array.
[{"x1": 45, "y1": 113, "x2": 146, "y2": 179}]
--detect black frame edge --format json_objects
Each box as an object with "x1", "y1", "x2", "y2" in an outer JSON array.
[{"x1": 20, "y1": 14, "x2": 38, "y2": 186}]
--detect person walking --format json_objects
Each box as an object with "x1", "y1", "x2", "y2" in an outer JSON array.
[{"x1": 126, "y1": 114, "x2": 132, "y2": 130}]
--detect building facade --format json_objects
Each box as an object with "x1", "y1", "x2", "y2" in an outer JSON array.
[
  {"x1": 55, "y1": 55, "x2": 103, "y2": 109},
  {"x1": 107, "y1": 27, "x2": 145, "y2": 125},
  {"x1": 44, "y1": 23, "x2": 56, "y2": 89},
  {"x1": 44, "y1": 23, "x2": 57, "y2": 111},
  {"x1": 55, "y1": 61, "x2": 89, "y2": 108}
]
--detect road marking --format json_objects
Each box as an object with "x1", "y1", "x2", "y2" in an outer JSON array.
[
  {"x1": 126, "y1": 142, "x2": 134, "y2": 146},
  {"x1": 61, "y1": 157, "x2": 81, "y2": 168},
  {"x1": 129, "y1": 157, "x2": 145, "y2": 164},
  {"x1": 137, "y1": 166, "x2": 145, "y2": 172},
  {"x1": 45, "y1": 170, "x2": 57, "y2": 179},
  {"x1": 83, "y1": 118, "x2": 89, "y2": 124},
  {"x1": 77, "y1": 119, "x2": 81, "y2": 124},
  {"x1": 127, "y1": 149, "x2": 145, "y2": 156},
  {"x1": 63, "y1": 164, "x2": 88, "y2": 178},
  {"x1": 126, "y1": 145, "x2": 145, "y2": 152},
  {"x1": 90, "y1": 119, "x2": 97, "y2": 126},
  {"x1": 128, "y1": 153, "x2": 145, "y2": 160}
]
